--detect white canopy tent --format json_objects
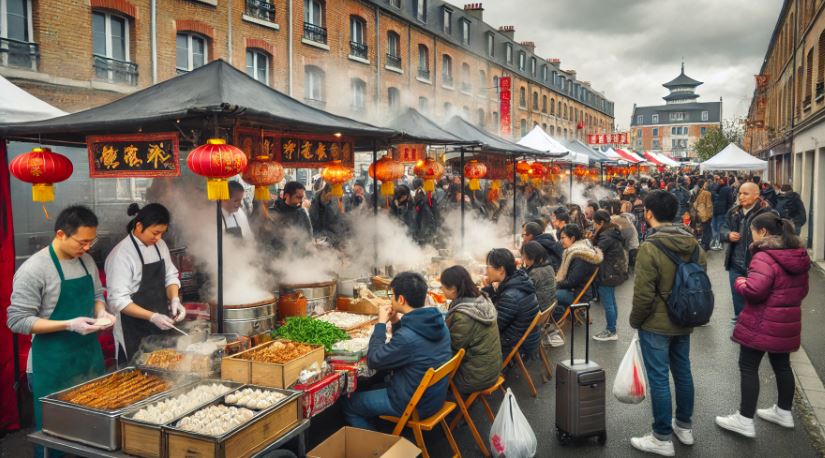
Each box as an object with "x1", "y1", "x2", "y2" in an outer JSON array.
[
  {"x1": 517, "y1": 126, "x2": 589, "y2": 165},
  {"x1": 600, "y1": 147, "x2": 624, "y2": 161},
  {"x1": 0, "y1": 75, "x2": 66, "y2": 122},
  {"x1": 700, "y1": 143, "x2": 768, "y2": 172}
]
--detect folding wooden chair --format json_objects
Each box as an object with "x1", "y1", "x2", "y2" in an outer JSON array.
[
  {"x1": 535, "y1": 307, "x2": 554, "y2": 383},
  {"x1": 380, "y1": 349, "x2": 465, "y2": 458},
  {"x1": 501, "y1": 310, "x2": 545, "y2": 397},
  {"x1": 551, "y1": 268, "x2": 599, "y2": 341},
  {"x1": 447, "y1": 375, "x2": 505, "y2": 450}
]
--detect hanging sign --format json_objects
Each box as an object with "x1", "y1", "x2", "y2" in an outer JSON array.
[
  {"x1": 499, "y1": 76, "x2": 512, "y2": 137},
  {"x1": 87, "y1": 133, "x2": 179, "y2": 178},
  {"x1": 234, "y1": 128, "x2": 354, "y2": 168},
  {"x1": 483, "y1": 154, "x2": 510, "y2": 180},
  {"x1": 587, "y1": 133, "x2": 629, "y2": 145},
  {"x1": 392, "y1": 144, "x2": 426, "y2": 163}
]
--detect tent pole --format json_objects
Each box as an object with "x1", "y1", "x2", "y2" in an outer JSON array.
[
  {"x1": 568, "y1": 163, "x2": 573, "y2": 203},
  {"x1": 214, "y1": 115, "x2": 224, "y2": 334},
  {"x1": 600, "y1": 162, "x2": 604, "y2": 186},
  {"x1": 372, "y1": 142, "x2": 378, "y2": 275},
  {"x1": 512, "y1": 155, "x2": 517, "y2": 248},
  {"x1": 459, "y1": 148, "x2": 465, "y2": 252}
]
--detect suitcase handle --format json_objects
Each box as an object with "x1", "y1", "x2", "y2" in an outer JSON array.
[{"x1": 569, "y1": 303, "x2": 591, "y2": 365}]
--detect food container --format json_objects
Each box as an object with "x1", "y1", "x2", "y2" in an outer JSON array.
[
  {"x1": 120, "y1": 380, "x2": 245, "y2": 458},
  {"x1": 221, "y1": 340, "x2": 325, "y2": 389},
  {"x1": 210, "y1": 296, "x2": 277, "y2": 337},
  {"x1": 279, "y1": 281, "x2": 337, "y2": 317},
  {"x1": 294, "y1": 371, "x2": 347, "y2": 419},
  {"x1": 315, "y1": 310, "x2": 377, "y2": 332},
  {"x1": 164, "y1": 387, "x2": 302, "y2": 458},
  {"x1": 40, "y1": 367, "x2": 182, "y2": 451}
]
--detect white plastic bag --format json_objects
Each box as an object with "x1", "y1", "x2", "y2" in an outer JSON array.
[
  {"x1": 613, "y1": 335, "x2": 648, "y2": 404},
  {"x1": 490, "y1": 388, "x2": 537, "y2": 458}
]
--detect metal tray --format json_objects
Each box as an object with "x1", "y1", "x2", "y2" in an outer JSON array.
[
  {"x1": 41, "y1": 367, "x2": 187, "y2": 451},
  {"x1": 163, "y1": 386, "x2": 301, "y2": 443}
]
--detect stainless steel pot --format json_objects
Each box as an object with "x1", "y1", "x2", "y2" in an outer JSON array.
[
  {"x1": 209, "y1": 296, "x2": 277, "y2": 336},
  {"x1": 279, "y1": 281, "x2": 337, "y2": 316}
]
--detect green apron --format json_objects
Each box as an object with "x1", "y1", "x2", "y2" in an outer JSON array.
[{"x1": 32, "y1": 245, "x2": 105, "y2": 439}]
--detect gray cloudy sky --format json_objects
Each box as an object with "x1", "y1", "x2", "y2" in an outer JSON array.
[{"x1": 478, "y1": 0, "x2": 783, "y2": 130}]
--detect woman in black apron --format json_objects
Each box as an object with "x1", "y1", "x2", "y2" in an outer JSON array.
[
  {"x1": 222, "y1": 181, "x2": 247, "y2": 240},
  {"x1": 105, "y1": 203, "x2": 184, "y2": 361}
]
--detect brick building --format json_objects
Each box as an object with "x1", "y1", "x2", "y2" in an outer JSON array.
[
  {"x1": 0, "y1": 0, "x2": 614, "y2": 141},
  {"x1": 629, "y1": 64, "x2": 722, "y2": 159},
  {"x1": 743, "y1": 0, "x2": 825, "y2": 263}
]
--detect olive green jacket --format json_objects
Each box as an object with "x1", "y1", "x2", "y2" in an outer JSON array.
[
  {"x1": 446, "y1": 296, "x2": 503, "y2": 394},
  {"x1": 629, "y1": 224, "x2": 707, "y2": 336}
]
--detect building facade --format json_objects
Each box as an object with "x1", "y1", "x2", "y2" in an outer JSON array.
[
  {"x1": 0, "y1": 0, "x2": 614, "y2": 141},
  {"x1": 743, "y1": 0, "x2": 825, "y2": 262},
  {"x1": 629, "y1": 64, "x2": 722, "y2": 158}
]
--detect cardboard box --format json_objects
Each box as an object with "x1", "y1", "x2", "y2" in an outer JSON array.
[{"x1": 307, "y1": 427, "x2": 421, "y2": 458}]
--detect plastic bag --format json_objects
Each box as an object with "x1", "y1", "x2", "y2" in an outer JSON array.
[
  {"x1": 490, "y1": 388, "x2": 537, "y2": 458},
  {"x1": 613, "y1": 335, "x2": 648, "y2": 404}
]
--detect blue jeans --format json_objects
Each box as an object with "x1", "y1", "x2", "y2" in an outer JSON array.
[
  {"x1": 638, "y1": 330, "x2": 694, "y2": 441},
  {"x1": 596, "y1": 285, "x2": 617, "y2": 333},
  {"x1": 553, "y1": 289, "x2": 577, "y2": 321},
  {"x1": 711, "y1": 215, "x2": 724, "y2": 242},
  {"x1": 341, "y1": 388, "x2": 402, "y2": 430},
  {"x1": 728, "y1": 267, "x2": 747, "y2": 319}
]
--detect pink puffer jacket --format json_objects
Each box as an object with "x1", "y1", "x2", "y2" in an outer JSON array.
[{"x1": 732, "y1": 237, "x2": 810, "y2": 353}]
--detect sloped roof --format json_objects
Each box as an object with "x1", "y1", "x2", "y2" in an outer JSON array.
[
  {"x1": 444, "y1": 116, "x2": 544, "y2": 155},
  {"x1": 663, "y1": 64, "x2": 703, "y2": 88},
  {"x1": 564, "y1": 139, "x2": 613, "y2": 162},
  {"x1": 517, "y1": 125, "x2": 569, "y2": 154},
  {"x1": 0, "y1": 59, "x2": 396, "y2": 144},
  {"x1": 0, "y1": 75, "x2": 67, "y2": 122},
  {"x1": 385, "y1": 107, "x2": 470, "y2": 145}
]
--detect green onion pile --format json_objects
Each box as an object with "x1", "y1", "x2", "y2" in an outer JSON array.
[{"x1": 274, "y1": 316, "x2": 349, "y2": 352}]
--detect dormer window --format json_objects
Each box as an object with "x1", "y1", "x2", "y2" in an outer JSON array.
[
  {"x1": 442, "y1": 7, "x2": 451, "y2": 34},
  {"x1": 518, "y1": 51, "x2": 525, "y2": 71},
  {"x1": 486, "y1": 32, "x2": 494, "y2": 56},
  {"x1": 415, "y1": 0, "x2": 426, "y2": 22},
  {"x1": 505, "y1": 43, "x2": 512, "y2": 64},
  {"x1": 460, "y1": 19, "x2": 470, "y2": 45}
]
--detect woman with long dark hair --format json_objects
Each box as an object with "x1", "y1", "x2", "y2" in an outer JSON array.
[
  {"x1": 440, "y1": 265, "x2": 502, "y2": 394},
  {"x1": 105, "y1": 203, "x2": 183, "y2": 362},
  {"x1": 591, "y1": 210, "x2": 628, "y2": 341},
  {"x1": 520, "y1": 241, "x2": 556, "y2": 311},
  {"x1": 716, "y1": 213, "x2": 810, "y2": 438}
]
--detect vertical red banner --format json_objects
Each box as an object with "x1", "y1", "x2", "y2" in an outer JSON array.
[
  {"x1": 499, "y1": 77, "x2": 511, "y2": 137},
  {"x1": 0, "y1": 140, "x2": 20, "y2": 431}
]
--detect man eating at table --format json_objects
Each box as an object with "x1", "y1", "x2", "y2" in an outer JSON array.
[{"x1": 341, "y1": 272, "x2": 452, "y2": 430}]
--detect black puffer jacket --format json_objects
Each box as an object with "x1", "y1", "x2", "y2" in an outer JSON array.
[
  {"x1": 775, "y1": 192, "x2": 806, "y2": 230},
  {"x1": 720, "y1": 200, "x2": 777, "y2": 271},
  {"x1": 672, "y1": 186, "x2": 691, "y2": 221},
  {"x1": 533, "y1": 233, "x2": 564, "y2": 272},
  {"x1": 594, "y1": 226, "x2": 628, "y2": 287},
  {"x1": 483, "y1": 270, "x2": 540, "y2": 358},
  {"x1": 263, "y1": 198, "x2": 313, "y2": 253},
  {"x1": 712, "y1": 184, "x2": 734, "y2": 216}
]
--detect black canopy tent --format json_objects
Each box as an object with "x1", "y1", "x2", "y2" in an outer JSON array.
[{"x1": 0, "y1": 59, "x2": 397, "y2": 333}]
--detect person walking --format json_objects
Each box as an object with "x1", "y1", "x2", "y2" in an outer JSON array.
[
  {"x1": 711, "y1": 177, "x2": 734, "y2": 250},
  {"x1": 720, "y1": 182, "x2": 776, "y2": 323},
  {"x1": 629, "y1": 190, "x2": 706, "y2": 456},
  {"x1": 774, "y1": 184, "x2": 806, "y2": 236},
  {"x1": 693, "y1": 179, "x2": 714, "y2": 251},
  {"x1": 715, "y1": 213, "x2": 810, "y2": 437},
  {"x1": 592, "y1": 210, "x2": 628, "y2": 341}
]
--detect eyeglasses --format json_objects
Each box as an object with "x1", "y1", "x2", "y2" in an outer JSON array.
[{"x1": 70, "y1": 236, "x2": 98, "y2": 248}]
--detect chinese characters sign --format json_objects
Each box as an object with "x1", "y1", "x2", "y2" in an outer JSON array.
[
  {"x1": 392, "y1": 144, "x2": 425, "y2": 163},
  {"x1": 87, "y1": 133, "x2": 179, "y2": 178},
  {"x1": 499, "y1": 77, "x2": 511, "y2": 137},
  {"x1": 234, "y1": 128, "x2": 354, "y2": 168},
  {"x1": 587, "y1": 133, "x2": 629, "y2": 145}
]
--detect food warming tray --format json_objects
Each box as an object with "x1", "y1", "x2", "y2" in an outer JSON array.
[{"x1": 40, "y1": 367, "x2": 187, "y2": 451}]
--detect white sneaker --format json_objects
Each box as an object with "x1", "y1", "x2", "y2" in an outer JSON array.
[
  {"x1": 672, "y1": 420, "x2": 694, "y2": 445},
  {"x1": 715, "y1": 412, "x2": 756, "y2": 438},
  {"x1": 630, "y1": 433, "x2": 675, "y2": 456},
  {"x1": 757, "y1": 405, "x2": 794, "y2": 428}
]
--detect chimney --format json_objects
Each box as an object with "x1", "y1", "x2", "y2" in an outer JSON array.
[
  {"x1": 463, "y1": 3, "x2": 484, "y2": 21},
  {"x1": 520, "y1": 41, "x2": 535, "y2": 53},
  {"x1": 547, "y1": 57, "x2": 561, "y2": 66},
  {"x1": 498, "y1": 25, "x2": 515, "y2": 40}
]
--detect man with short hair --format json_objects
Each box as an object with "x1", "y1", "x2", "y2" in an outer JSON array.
[
  {"x1": 720, "y1": 182, "x2": 775, "y2": 321},
  {"x1": 341, "y1": 272, "x2": 452, "y2": 430},
  {"x1": 629, "y1": 191, "x2": 705, "y2": 456},
  {"x1": 522, "y1": 221, "x2": 563, "y2": 271},
  {"x1": 8, "y1": 206, "x2": 116, "y2": 450}
]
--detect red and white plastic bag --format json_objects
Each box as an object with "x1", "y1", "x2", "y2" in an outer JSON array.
[{"x1": 613, "y1": 335, "x2": 648, "y2": 404}]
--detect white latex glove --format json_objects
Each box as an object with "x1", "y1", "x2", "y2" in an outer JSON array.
[
  {"x1": 169, "y1": 297, "x2": 186, "y2": 323},
  {"x1": 149, "y1": 312, "x2": 175, "y2": 330},
  {"x1": 65, "y1": 317, "x2": 101, "y2": 335},
  {"x1": 94, "y1": 308, "x2": 117, "y2": 330}
]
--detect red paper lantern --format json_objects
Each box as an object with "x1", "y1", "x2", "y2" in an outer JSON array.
[
  {"x1": 321, "y1": 160, "x2": 354, "y2": 197},
  {"x1": 413, "y1": 157, "x2": 444, "y2": 192},
  {"x1": 9, "y1": 147, "x2": 73, "y2": 202},
  {"x1": 463, "y1": 160, "x2": 487, "y2": 191},
  {"x1": 369, "y1": 154, "x2": 405, "y2": 197},
  {"x1": 241, "y1": 155, "x2": 284, "y2": 201},
  {"x1": 187, "y1": 138, "x2": 248, "y2": 200},
  {"x1": 528, "y1": 162, "x2": 546, "y2": 186},
  {"x1": 515, "y1": 160, "x2": 531, "y2": 183}
]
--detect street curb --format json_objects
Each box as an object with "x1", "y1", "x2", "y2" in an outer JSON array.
[{"x1": 792, "y1": 346, "x2": 825, "y2": 456}]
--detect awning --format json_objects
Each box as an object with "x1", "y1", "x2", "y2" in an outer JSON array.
[
  {"x1": 385, "y1": 107, "x2": 472, "y2": 145},
  {"x1": 600, "y1": 147, "x2": 624, "y2": 161},
  {"x1": 0, "y1": 75, "x2": 67, "y2": 122},
  {"x1": 517, "y1": 125, "x2": 570, "y2": 155},
  {"x1": 444, "y1": 116, "x2": 546, "y2": 156},
  {"x1": 643, "y1": 151, "x2": 664, "y2": 166},
  {"x1": 651, "y1": 152, "x2": 681, "y2": 167},
  {"x1": 614, "y1": 149, "x2": 643, "y2": 163}
]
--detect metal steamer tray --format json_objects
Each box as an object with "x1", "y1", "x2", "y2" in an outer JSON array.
[{"x1": 40, "y1": 367, "x2": 187, "y2": 451}]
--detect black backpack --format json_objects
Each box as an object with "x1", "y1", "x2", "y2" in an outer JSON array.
[{"x1": 649, "y1": 240, "x2": 714, "y2": 327}]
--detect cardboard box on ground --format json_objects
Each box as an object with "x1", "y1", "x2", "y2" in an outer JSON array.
[{"x1": 306, "y1": 427, "x2": 421, "y2": 458}]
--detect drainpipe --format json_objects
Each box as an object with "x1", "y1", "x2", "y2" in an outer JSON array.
[
  {"x1": 227, "y1": 0, "x2": 233, "y2": 64},
  {"x1": 374, "y1": 7, "x2": 380, "y2": 105},
  {"x1": 151, "y1": 0, "x2": 157, "y2": 83},
  {"x1": 288, "y1": 0, "x2": 294, "y2": 96}
]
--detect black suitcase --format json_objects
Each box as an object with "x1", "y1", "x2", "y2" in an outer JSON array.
[{"x1": 555, "y1": 302, "x2": 607, "y2": 445}]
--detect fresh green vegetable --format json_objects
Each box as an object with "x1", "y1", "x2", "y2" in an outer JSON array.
[{"x1": 274, "y1": 316, "x2": 349, "y2": 352}]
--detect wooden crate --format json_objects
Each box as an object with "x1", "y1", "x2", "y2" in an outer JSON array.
[
  {"x1": 165, "y1": 393, "x2": 301, "y2": 458},
  {"x1": 221, "y1": 341, "x2": 324, "y2": 388},
  {"x1": 122, "y1": 421, "x2": 163, "y2": 458}
]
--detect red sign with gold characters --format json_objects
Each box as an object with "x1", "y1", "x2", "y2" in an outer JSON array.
[
  {"x1": 234, "y1": 128, "x2": 355, "y2": 169},
  {"x1": 587, "y1": 133, "x2": 629, "y2": 145},
  {"x1": 87, "y1": 133, "x2": 180, "y2": 178},
  {"x1": 392, "y1": 144, "x2": 426, "y2": 163},
  {"x1": 499, "y1": 76, "x2": 512, "y2": 137}
]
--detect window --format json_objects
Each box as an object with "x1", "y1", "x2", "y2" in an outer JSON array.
[
  {"x1": 651, "y1": 114, "x2": 658, "y2": 123},
  {"x1": 541, "y1": 65, "x2": 547, "y2": 81},
  {"x1": 246, "y1": 49, "x2": 269, "y2": 84},
  {"x1": 478, "y1": 69, "x2": 486, "y2": 95},
  {"x1": 245, "y1": 0, "x2": 275, "y2": 22},
  {"x1": 351, "y1": 78, "x2": 366, "y2": 111},
  {"x1": 520, "y1": 119, "x2": 527, "y2": 137},
  {"x1": 652, "y1": 127, "x2": 658, "y2": 136},
  {"x1": 92, "y1": 11, "x2": 136, "y2": 84},
  {"x1": 304, "y1": 65, "x2": 325, "y2": 102},
  {"x1": 418, "y1": 96, "x2": 429, "y2": 114},
  {"x1": 519, "y1": 87, "x2": 526, "y2": 107},
  {"x1": 460, "y1": 19, "x2": 469, "y2": 45},
  {"x1": 303, "y1": 0, "x2": 326, "y2": 43},
  {"x1": 671, "y1": 126, "x2": 677, "y2": 135},
  {"x1": 518, "y1": 51, "x2": 525, "y2": 71},
  {"x1": 442, "y1": 54, "x2": 452, "y2": 86},
  {"x1": 417, "y1": 44, "x2": 429, "y2": 79},
  {"x1": 505, "y1": 43, "x2": 512, "y2": 64},
  {"x1": 386, "y1": 31, "x2": 401, "y2": 68},
  {"x1": 550, "y1": 98, "x2": 555, "y2": 115},
  {"x1": 701, "y1": 110, "x2": 709, "y2": 121},
  {"x1": 563, "y1": 104, "x2": 568, "y2": 120},
  {"x1": 443, "y1": 102, "x2": 452, "y2": 114},
  {"x1": 700, "y1": 127, "x2": 707, "y2": 136},
  {"x1": 415, "y1": 0, "x2": 426, "y2": 21},
  {"x1": 477, "y1": 109, "x2": 485, "y2": 128},
  {"x1": 493, "y1": 111, "x2": 499, "y2": 128},
  {"x1": 388, "y1": 87, "x2": 400, "y2": 111},
  {"x1": 669, "y1": 112, "x2": 685, "y2": 121},
  {"x1": 532, "y1": 91, "x2": 538, "y2": 110},
  {"x1": 389, "y1": 0, "x2": 400, "y2": 7},
  {"x1": 442, "y1": 7, "x2": 451, "y2": 34},
  {"x1": 462, "y1": 106, "x2": 470, "y2": 119},
  {"x1": 461, "y1": 62, "x2": 471, "y2": 92},
  {"x1": 176, "y1": 33, "x2": 207, "y2": 74},
  {"x1": 349, "y1": 16, "x2": 367, "y2": 59},
  {"x1": 530, "y1": 57, "x2": 536, "y2": 76},
  {"x1": 542, "y1": 95, "x2": 547, "y2": 113},
  {"x1": 636, "y1": 115, "x2": 643, "y2": 124},
  {"x1": 653, "y1": 139, "x2": 660, "y2": 149},
  {"x1": 486, "y1": 32, "x2": 494, "y2": 56},
  {"x1": 492, "y1": 75, "x2": 499, "y2": 94}
]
